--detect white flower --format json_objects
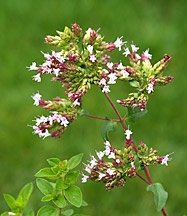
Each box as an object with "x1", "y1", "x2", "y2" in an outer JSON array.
[
  {"x1": 108, "y1": 73, "x2": 117, "y2": 84},
  {"x1": 108, "y1": 152, "x2": 115, "y2": 159},
  {"x1": 125, "y1": 127, "x2": 133, "y2": 140},
  {"x1": 8, "y1": 212, "x2": 16, "y2": 216},
  {"x1": 123, "y1": 47, "x2": 131, "y2": 57},
  {"x1": 27, "y1": 62, "x2": 38, "y2": 71},
  {"x1": 131, "y1": 44, "x2": 139, "y2": 52},
  {"x1": 99, "y1": 78, "x2": 107, "y2": 86},
  {"x1": 31, "y1": 92, "x2": 42, "y2": 106},
  {"x1": 104, "y1": 140, "x2": 111, "y2": 147},
  {"x1": 131, "y1": 161, "x2": 135, "y2": 170},
  {"x1": 107, "y1": 62, "x2": 113, "y2": 69},
  {"x1": 98, "y1": 172, "x2": 106, "y2": 180},
  {"x1": 121, "y1": 70, "x2": 129, "y2": 78},
  {"x1": 103, "y1": 69, "x2": 109, "y2": 74},
  {"x1": 143, "y1": 48, "x2": 152, "y2": 59},
  {"x1": 114, "y1": 36, "x2": 126, "y2": 51},
  {"x1": 161, "y1": 153, "x2": 173, "y2": 166},
  {"x1": 96, "y1": 151, "x2": 105, "y2": 160},
  {"x1": 82, "y1": 173, "x2": 89, "y2": 183},
  {"x1": 42, "y1": 129, "x2": 51, "y2": 139},
  {"x1": 52, "y1": 51, "x2": 65, "y2": 63},
  {"x1": 84, "y1": 164, "x2": 92, "y2": 174},
  {"x1": 136, "y1": 53, "x2": 141, "y2": 59},
  {"x1": 89, "y1": 155, "x2": 97, "y2": 167},
  {"x1": 147, "y1": 83, "x2": 154, "y2": 94},
  {"x1": 41, "y1": 51, "x2": 51, "y2": 60},
  {"x1": 53, "y1": 68, "x2": 60, "y2": 77},
  {"x1": 117, "y1": 62, "x2": 124, "y2": 70},
  {"x1": 34, "y1": 115, "x2": 48, "y2": 126},
  {"x1": 87, "y1": 45, "x2": 93, "y2": 54},
  {"x1": 103, "y1": 145, "x2": 110, "y2": 156},
  {"x1": 106, "y1": 168, "x2": 115, "y2": 175},
  {"x1": 89, "y1": 54, "x2": 97, "y2": 63},
  {"x1": 42, "y1": 60, "x2": 51, "y2": 68},
  {"x1": 71, "y1": 99, "x2": 80, "y2": 107},
  {"x1": 102, "y1": 85, "x2": 110, "y2": 93},
  {"x1": 32, "y1": 73, "x2": 41, "y2": 82},
  {"x1": 116, "y1": 158, "x2": 120, "y2": 164},
  {"x1": 60, "y1": 117, "x2": 69, "y2": 127}
]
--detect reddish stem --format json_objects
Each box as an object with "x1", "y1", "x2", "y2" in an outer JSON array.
[
  {"x1": 103, "y1": 93, "x2": 168, "y2": 216},
  {"x1": 136, "y1": 172, "x2": 150, "y2": 185},
  {"x1": 104, "y1": 93, "x2": 127, "y2": 130},
  {"x1": 85, "y1": 114, "x2": 120, "y2": 122}
]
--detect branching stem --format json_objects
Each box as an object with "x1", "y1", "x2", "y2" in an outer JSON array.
[
  {"x1": 103, "y1": 92, "x2": 168, "y2": 216},
  {"x1": 85, "y1": 114, "x2": 120, "y2": 122}
]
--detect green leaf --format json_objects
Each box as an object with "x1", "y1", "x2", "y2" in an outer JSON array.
[
  {"x1": 47, "y1": 158, "x2": 61, "y2": 167},
  {"x1": 101, "y1": 121, "x2": 117, "y2": 141},
  {"x1": 35, "y1": 168, "x2": 57, "y2": 179},
  {"x1": 81, "y1": 200, "x2": 88, "y2": 206},
  {"x1": 56, "y1": 180, "x2": 69, "y2": 190},
  {"x1": 65, "y1": 171, "x2": 80, "y2": 185},
  {"x1": 3, "y1": 194, "x2": 15, "y2": 209},
  {"x1": 146, "y1": 183, "x2": 168, "y2": 212},
  {"x1": 18, "y1": 182, "x2": 33, "y2": 203},
  {"x1": 64, "y1": 185, "x2": 82, "y2": 208},
  {"x1": 61, "y1": 209, "x2": 74, "y2": 216},
  {"x1": 127, "y1": 106, "x2": 148, "y2": 122},
  {"x1": 53, "y1": 195, "x2": 67, "y2": 208},
  {"x1": 36, "y1": 178, "x2": 54, "y2": 196},
  {"x1": 37, "y1": 206, "x2": 58, "y2": 216},
  {"x1": 67, "y1": 154, "x2": 83, "y2": 170},
  {"x1": 129, "y1": 80, "x2": 139, "y2": 88},
  {"x1": 80, "y1": 109, "x2": 89, "y2": 116},
  {"x1": 41, "y1": 194, "x2": 54, "y2": 202}
]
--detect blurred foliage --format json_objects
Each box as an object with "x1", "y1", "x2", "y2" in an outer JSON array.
[{"x1": 0, "y1": 0, "x2": 186, "y2": 215}]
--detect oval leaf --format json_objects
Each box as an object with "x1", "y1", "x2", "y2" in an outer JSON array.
[
  {"x1": 67, "y1": 154, "x2": 83, "y2": 170},
  {"x1": 53, "y1": 195, "x2": 67, "y2": 208},
  {"x1": 101, "y1": 121, "x2": 117, "y2": 141},
  {"x1": 35, "y1": 168, "x2": 57, "y2": 179},
  {"x1": 146, "y1": 183, "x2": 168, "y2": 212},
  {"x1": 47, "y1": 158, "x2": 61, "y2": 167},
  {"x1": 61, "y1": 209, "x2": 74, "y2": 216},
  {"x1": 36, "y1": 178, "x2": 54, "y2": 196},
  {"x1": 3, "y1": 194, "x2": 15, "y2": 209},
  {"x1": 37, "y1": 205, "x2": 58, "y2": 216},
  {"x1": 127, "y1": 106, "x2": 148, "y2": 122},
  {"x1": 64, "y1": 185, "x2": 82, "y2": 207},
  {"x1": 65, "y1": 171, "x2": 80, "y2": 185},
  {"x1": 56, "y1": 180, "x2": 68, "y2": 191},
  {"x1": 41, "y1": 194, "x2": 54, "y2": 202}
]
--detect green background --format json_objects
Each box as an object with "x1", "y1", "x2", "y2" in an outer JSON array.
[{"x1": 0, "y1": 0, "x2": 186, "y2": 215}]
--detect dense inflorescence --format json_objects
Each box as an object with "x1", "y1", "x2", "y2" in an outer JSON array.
[
  {"x1": 81, "y1": 138, "x2": 172, "y2": 191},
  {"x1": 28, "y1": 23, "x2": 173, "y2": 139}
]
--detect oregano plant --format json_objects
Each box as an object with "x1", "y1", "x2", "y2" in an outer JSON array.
[{"x1": 1, "y1": 23, "x2": 174, "y2": 216}]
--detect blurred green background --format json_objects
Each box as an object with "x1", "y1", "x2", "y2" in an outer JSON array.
[{"x1": 0, "y1": 0, "x2": 186, "y2": 215}]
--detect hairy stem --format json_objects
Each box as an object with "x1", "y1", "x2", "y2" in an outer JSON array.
[{"x1": 85, "y1": 114, "x2": 120, "y2": 122}]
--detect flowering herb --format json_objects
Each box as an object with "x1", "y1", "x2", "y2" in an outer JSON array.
[{"x1": 27, "y1": 23, "x2": 174, "y2": 215}]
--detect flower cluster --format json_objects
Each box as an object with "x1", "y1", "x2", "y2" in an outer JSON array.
[
  {"x1": 82, "y1": 138, "x2": 172, "y2": 190},
  {"x1": 28, "y1": 23, "x2": 173, "y2": 139},
  {"x1": 31, "y1": 92, "x2": 80, "y2": 138}
]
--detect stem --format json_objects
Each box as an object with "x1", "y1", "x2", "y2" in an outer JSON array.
[
  {"x1": 59, "y1": 208, "x2": 62, "y2": 215},
  {"x1": 144, "y1": 167, "x2": 153, "y2": 185},
  {"x1": 136, "y1": 172, "x2": 150, "y2": 185},
  {"x1": 103, "y1": 92, "x2": 168, "y2": 216},
  {"x1": 104, "y1": 93, "x2": 127, "y2": 130},
  {"x1": 85, "y1": 114, "x2": 120, "y2": 122}
]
